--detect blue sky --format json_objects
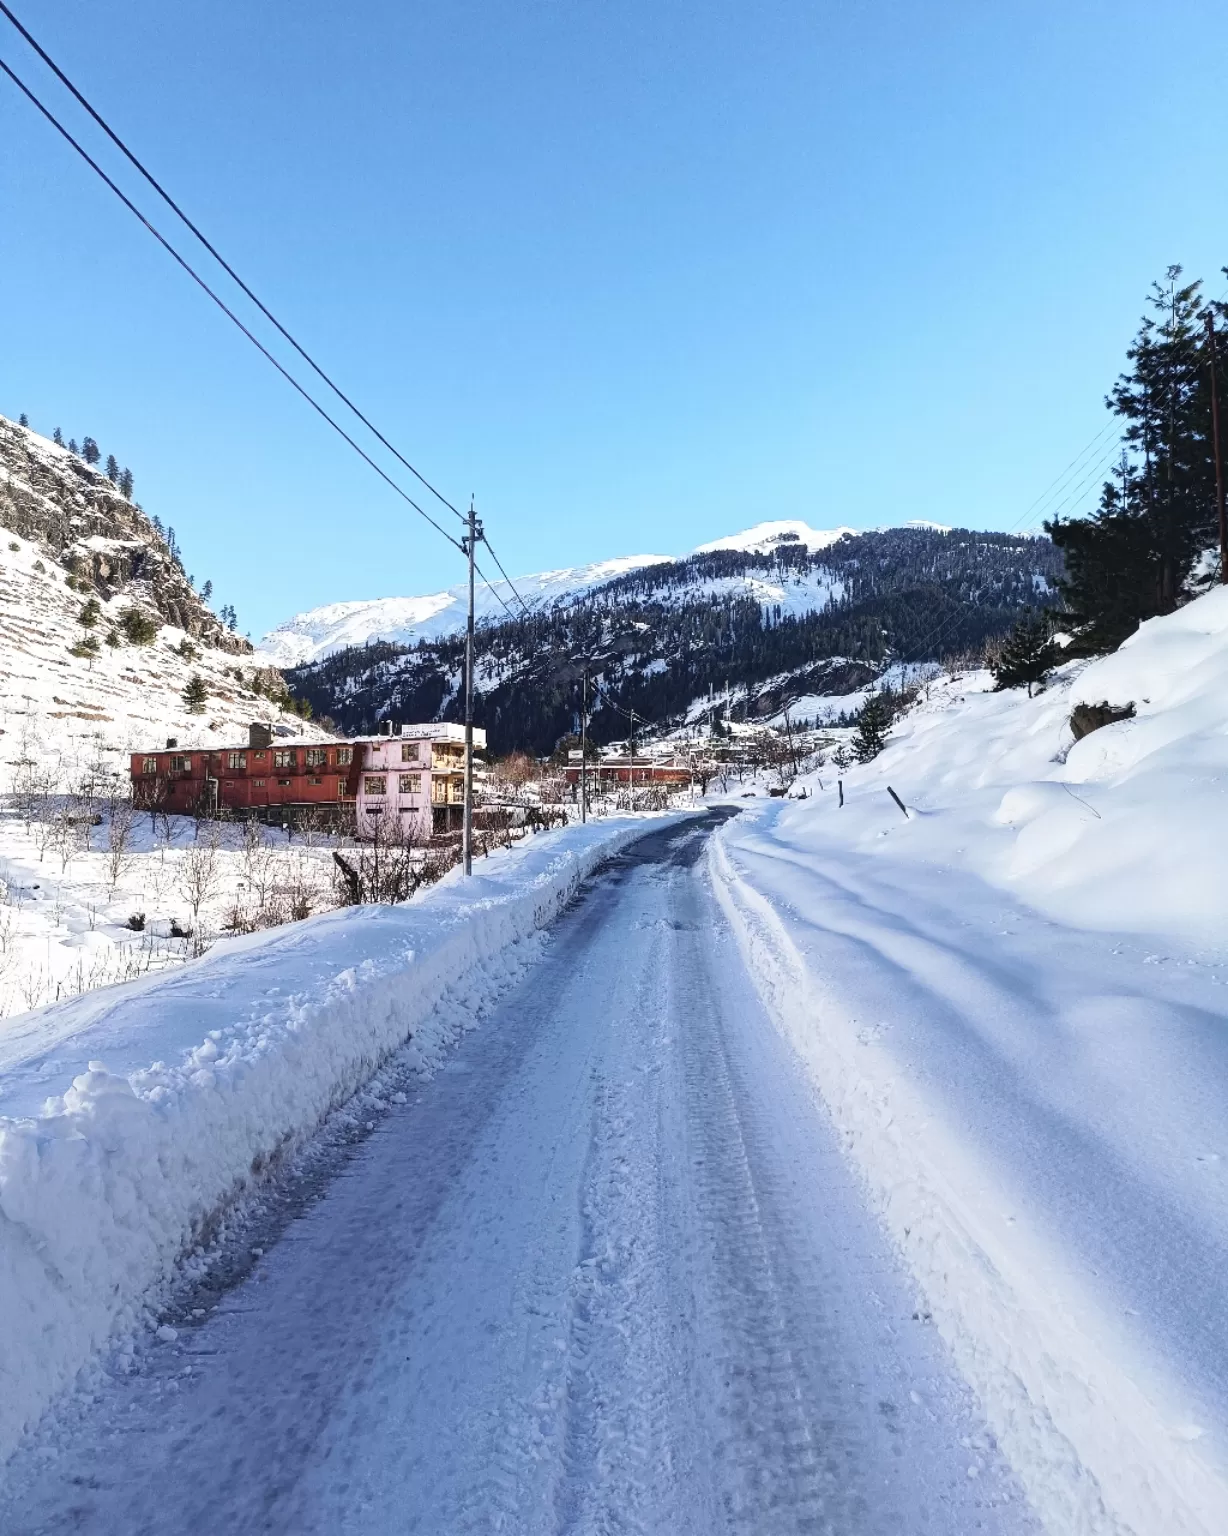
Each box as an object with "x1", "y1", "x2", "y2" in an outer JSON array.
[{"x1": 3, "y1": 0, "x2": 1228, "y2": 638}]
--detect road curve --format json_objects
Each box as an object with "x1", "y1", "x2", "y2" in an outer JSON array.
[{"x1": 2, "y1": 812, "x2": 1038, "y2": 1534}]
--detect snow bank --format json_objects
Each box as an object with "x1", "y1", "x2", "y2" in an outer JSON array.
[
  {"x1": 711, "y1": 828, "x2": 1228, "y2": 1536},
  {"x1": 0, "y1": 815, "x2": 682, "y2": 1464},
  {"x1": 776, "y1": 586, "x2": 1228, "y2": 944}
]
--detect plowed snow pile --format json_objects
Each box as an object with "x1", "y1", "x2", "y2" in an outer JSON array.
[
  {"x1": 0, "y1": 815, "x2": 682, "y2": 1466},
  {"x1": 714, "y1": 586, "x2": 1228, "y2": 1536}
]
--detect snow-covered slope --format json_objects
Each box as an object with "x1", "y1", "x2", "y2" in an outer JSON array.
[
  {"x1": 0, "y1": 417, "x2": 330, "y2": 782},
  {"x1": 260, "y1": 519, "x2": 868, "y2": 666},
  {"x1": 709, "y1": 588, "x2": 1228, "y2": 1535},
  {"x1": 258, "y1": 553, "x2": 672, "y2": 667},
  {"x1": 692, "y1": 518, "x2": 856, "y2": 555}
]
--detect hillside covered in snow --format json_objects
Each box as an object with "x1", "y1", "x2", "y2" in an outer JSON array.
[
  {"x1": 0, "y1": 414, "x2": 329, "y2": 781},
  {"x1": 709, "y1": 584, "x2": 1228, "y2": 1534},
  {"x1": 288, "y1": 522, "x2": 1062, "y2": 754}
]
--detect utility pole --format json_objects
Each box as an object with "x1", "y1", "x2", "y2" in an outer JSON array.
[
  {"x1": 580, "y1": 666, "x2": 588, "y2": 824},
  {"x1": 1207, "y1": 311, "x2": 1227, "y2": 584},
  {"x1": 628, "y1": 706, "x2": 636, "y2": 806},
  {"x1": 462, "y1": 498, "x2": 482, "y2": 875}
]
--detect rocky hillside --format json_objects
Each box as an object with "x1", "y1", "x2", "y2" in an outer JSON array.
[
  {"x1": 0, "y1": 414, "x2": 330, "y2": 782},
  {"x1": 290, "y1": 524, "x2": 1064, "y2": 754},
  {"x1": 0, "y1": 415, "x2": 245, "y2": 652}
]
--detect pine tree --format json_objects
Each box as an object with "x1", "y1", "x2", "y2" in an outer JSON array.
[
  {"x1": 119, "y1": 606, "x2": 159, "y2": 645},
  {"x1": 200, "y1": 579, "x2": 213, "y2": 602},
  {"x1": 19, "y1": 413, "x2": 29, "y2": 427},
  {"x1": 182, "y1": 674, "x2": 208, "y2": 714},
  {"x1": 105, "y1": 454, "x2": 119, "y2": 482},
  {"x1": 78, "y1": 597, "x2": 102, "y2": 628},
  {"x1": 1048, "y1": 268, "x2": 1227, "y2": 651},
  {"x1": 53, "y1": 426, "x2": 64, "y2": 445},
  {"x1": 82, "y1": 437, "x2": 101, "y2": 465},
  {"x1": 991, "y1": 612, "x2": 1059, "y2": 696},
  {"x1": 68, "y1": 438, "x2": 78, "y2": 455},
  {"x1": 118, "y1": 467, "x2": 134, "y2": 499},
  {"x1": 852, "y1": 692, "x2": 892, "y2": 763}
]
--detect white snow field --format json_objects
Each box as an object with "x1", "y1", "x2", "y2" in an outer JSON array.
[
  {"x1": 0, "y1": 812, "x2": 1035, "y2": 1534},
  {"x1": 712, "y1": 586, "x2": 1228, "y2": 1535},
  {"x1": 0, "y1": 815, "x2": 682, "y2": 1481}
]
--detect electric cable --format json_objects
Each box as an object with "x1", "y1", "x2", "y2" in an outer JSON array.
[
  {"x1": 0, "y1": 0, "x2": 465, "y2": 524},
  {"x1": 0, "y1": 53, "x2": 464, "y2": 555}
]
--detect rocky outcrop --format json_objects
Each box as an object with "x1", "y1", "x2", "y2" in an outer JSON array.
[
  {"x1": 0, "y1": 415, "x2": 250, "y2": 654},
  {"x1": 1070, "y1": 700, "x2": 1135, "y2": 740}
]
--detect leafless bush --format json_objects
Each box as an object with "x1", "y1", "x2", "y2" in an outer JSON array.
[
  {"x1": 332, "y1": 814, "x2": 429, "y2": 906},
  {"x1": 178, "y1": 821, "x2": 222, "y2": 927},
  {"x1": 106, "y1": 797, "x2": 137, "y2": 896}
]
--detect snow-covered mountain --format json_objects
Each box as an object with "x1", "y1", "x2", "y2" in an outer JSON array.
[
  {"x1": 259, "y1": 520, "x2": 871, "y2": 666},
  {"x1": 0, "y1": 415, "x2": 330, "y2": 778},
  {"x1": 258, "y1": 552, "x2": 672, "y2": 668}
]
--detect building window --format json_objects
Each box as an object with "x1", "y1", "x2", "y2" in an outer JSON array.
[
  {"x1": 142, "y1": 757, "x2": 158, "y2": 775},
  {"x1": 171, "y1": 755, "x2": 190, "y2": 773},
  {"x1": 253, "y1": 751, "x2": 267, "y2": 760},
  {"x1": 337, "y1": 780, "x2": 348, "y2": 798},
  {"x1": 308, "y1": 776, "x2": 322, "y2": 785},
  {"x1": 253, "y1": 778, "x2": 266, "y2": 788},
  {"x1": 399, "y1": 773, "x2": 421, "y2": 795},
  {"x1": 364, "y1": 775, "x2": 386, "y2": 796},
  {"x1": 306, "y1": 747, "x2": 328, "y2": 767},
  {"x1": 273, "y1": 749, "x2": 297, "y2": 769},
  {"x1": 277, "y1": 778, "x2": 292, "y2": 787},
  {"x1": 401, "y1": 741, "x2": 420, "y2": 762},
  {"x1": 228, "y1": 752, "x2": 246, "y2": 770},
  {"x1": 337, "y1": 746, "x2": 352, "y2": 766}
]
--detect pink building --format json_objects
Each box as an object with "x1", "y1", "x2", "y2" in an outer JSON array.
[{"x1": 354, "y1": 723, "x2": 487, "y2": 840}]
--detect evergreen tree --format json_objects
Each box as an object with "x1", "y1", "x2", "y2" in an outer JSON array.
[
  {"x1": 78, "y1": 597, "x2": 102, "y2": 628},
  {"x1": 1048, "y1": 268, "x2": 1228, "y2": 651},
  {"x1": 68, "y1": 438, "x2": 78, "y2": 455},
  {"x1": 118, "y1": 467, "x2": 134, "y2": 499},
  {"x1": 852, "y1": 692, "x2": 892, "y2": 763},
  {"x1": 150, "y1": 514, "x2": 164, "y2": 536},
  {"x1": 53, "y1": 427, "x2": 64, "y2": 445},
  {"x1": 82, "y1": 437, "x2": 101, "y2": 465},
  {"x1": 182, "y1": 674, "x2": 208, "y2": 714},
  {"x1": 991, "y1": 611, "x2": 1059, "y2": 696},
  {"x1": 118, "y1": 606, "x2": 159, "y2": 645},
  {"x1": 105, "y1": 454, "x2": 119, "y2": 482},
  {"x1": 200, "y1": 579, "x2": 213, "y2": 602},
  {"x1": 18, "y1": 413, "x2": 29, "y2": 427}
]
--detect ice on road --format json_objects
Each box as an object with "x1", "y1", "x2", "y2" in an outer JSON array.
[{"x1": 2, "y1": 813, "x2": 1033, "y2": 1533}]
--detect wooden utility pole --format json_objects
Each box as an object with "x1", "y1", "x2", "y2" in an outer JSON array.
[
  {"x1": 462, "y1": 498, "x2": 482, "y2": 875},
  {"x1": 580, "y1": 666, "x2": 588, "y2": 824},
  {"x1": 1206, "y1": 312, "x2": 1227, "y2": 584},
  {"x1": 628, "y1": 706, "x2": 636, "y2": 805}
]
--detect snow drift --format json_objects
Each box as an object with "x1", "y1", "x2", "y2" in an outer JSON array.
[
  {"x1": 0, "y1": 815, "x2": 682, "y2": 1465},
  {"x1": 708, "y1": 586, "x2": 1228, "y2": 1535}
]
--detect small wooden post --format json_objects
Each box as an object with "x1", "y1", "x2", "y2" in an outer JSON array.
[
  {"x1": 838, "y1": 779, "x2": 844, "y2": 807},
  {"x1": 887, "y1": 785, "x2": 908, "y2": 819}
]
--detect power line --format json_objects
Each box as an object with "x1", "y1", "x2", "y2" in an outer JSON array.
[
  {"x1": 480, "y1": 535, "x2": 535, "y2": 617},
  {"x1": 0, "y1": 52, "x2": 464, "y2": 555},
  {"x1": 0, "y1": 0, "x2": 465, "y2": 525}
]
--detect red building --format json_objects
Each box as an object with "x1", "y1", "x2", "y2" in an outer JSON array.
[
  {"x1": 562, "y1": 753, "x2": 693, "y2": 787},
  {"x1": 131, "y1": 723, "x2": 358, "y2": 821}
]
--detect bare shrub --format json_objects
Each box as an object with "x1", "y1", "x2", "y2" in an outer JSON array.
[
  {"x1": 332, "y1": 813, "x2": 427, "y2": 906},
  {"x1": 178, "y1": 822, "x2": 222, "y2": 927},
  {"x1": 106, "y1": 797, "x2": 138, "y2": 897}
]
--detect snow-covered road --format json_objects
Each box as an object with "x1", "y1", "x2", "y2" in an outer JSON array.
[{"x1": 2, "y1": 811, "x2": 1034, "y2": 1534}]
